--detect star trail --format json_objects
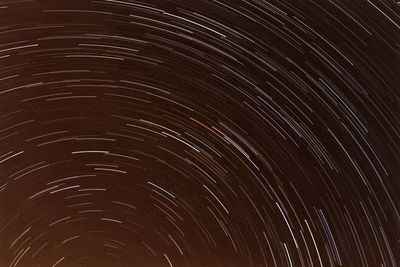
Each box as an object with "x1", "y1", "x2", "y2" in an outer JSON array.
[{"x1": 0, "y1": 0, "x2": 399, "y2": 266}]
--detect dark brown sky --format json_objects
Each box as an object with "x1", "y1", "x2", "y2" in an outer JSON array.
[{"x1": 0, "y1": 0, "x2": 399, "y2": 266}]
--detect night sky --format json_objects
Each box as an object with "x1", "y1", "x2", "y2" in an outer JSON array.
[{"x1": 0, "y1": 0, "x2": 399, "y2": 266}]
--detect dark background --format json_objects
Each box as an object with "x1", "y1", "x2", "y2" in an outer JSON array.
[{"x1": 0, "y1": 0, "x2": 399, "y2": 266}]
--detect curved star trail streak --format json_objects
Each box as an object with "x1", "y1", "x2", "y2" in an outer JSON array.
[{"x1": 0, "y1": 0, "x2": 399, "y2": 266}]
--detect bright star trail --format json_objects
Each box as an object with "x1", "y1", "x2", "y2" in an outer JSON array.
[{"x1": 0, "y1": 0, "x2": 399, "y2": 266}]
